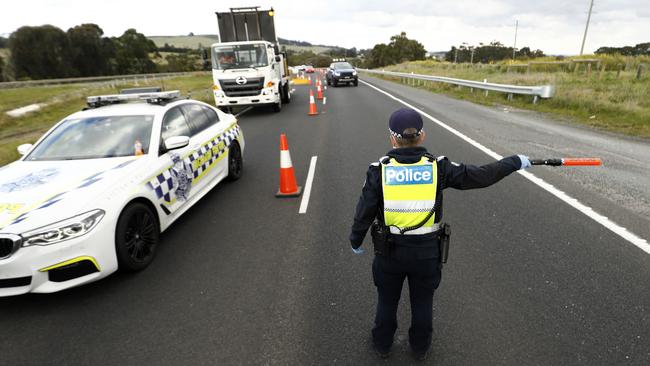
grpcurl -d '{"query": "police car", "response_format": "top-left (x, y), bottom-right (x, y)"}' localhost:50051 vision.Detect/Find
top-left (0, 89), bottom-right (244, 296)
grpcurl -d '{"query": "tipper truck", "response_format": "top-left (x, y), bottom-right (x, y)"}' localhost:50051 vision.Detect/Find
top-left (211, 7), bottom-right (291, 113)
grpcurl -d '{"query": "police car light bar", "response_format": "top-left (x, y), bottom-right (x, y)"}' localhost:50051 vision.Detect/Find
top-left (86, 90), bottom-right (181, 108)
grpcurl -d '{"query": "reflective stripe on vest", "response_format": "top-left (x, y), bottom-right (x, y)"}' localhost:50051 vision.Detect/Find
top-left (381, 156), bottom-right (438, 235)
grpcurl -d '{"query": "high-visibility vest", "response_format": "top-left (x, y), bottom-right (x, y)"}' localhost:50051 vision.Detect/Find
top-left (381, 156), bottom-right (439, 235)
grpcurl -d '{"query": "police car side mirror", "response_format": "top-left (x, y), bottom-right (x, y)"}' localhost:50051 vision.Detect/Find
top-left (163, 136), bottom-right (190, 152)
top-left (275, 55), bottom-right (281, 62)
top-left (17, 143), bottom-right (33, 156)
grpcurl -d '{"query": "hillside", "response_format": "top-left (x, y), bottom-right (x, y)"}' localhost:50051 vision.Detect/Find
top-left (148, 35), bottom-right (335, 53)
top-left (149, 35), bottom-right (220, 49)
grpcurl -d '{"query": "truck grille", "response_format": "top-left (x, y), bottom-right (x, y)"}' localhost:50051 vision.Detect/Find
top-left (0, 236), bottom-right (20, 258)
top-left (220, 77), bottom-right (265, 97)
top-left (339, 72), bottom-right (354, 78)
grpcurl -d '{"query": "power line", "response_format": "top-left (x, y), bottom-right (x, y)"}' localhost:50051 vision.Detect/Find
top-left (580, 0), bottom-right (595, 55)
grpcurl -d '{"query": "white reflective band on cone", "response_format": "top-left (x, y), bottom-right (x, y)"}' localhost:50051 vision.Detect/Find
top-left (389, 223), bottom-right (440, 235)
top-left (309, 95), bottom-right (315, 103)
top-left (280, 150), bottom-right (293, 168)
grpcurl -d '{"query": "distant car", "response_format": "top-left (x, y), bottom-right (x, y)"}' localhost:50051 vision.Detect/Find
top-left (0, 89), bottom-right (245, 296)
top-left (296, 65), bottom-right (306, 72)
top-left (305, 65), bottom-right (315, 73)
top-left (326, 62), bottom-right (358, 87)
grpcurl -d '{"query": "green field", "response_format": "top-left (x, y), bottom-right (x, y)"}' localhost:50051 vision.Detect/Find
top-left (371, 56), bottom-right (650, 139)
top-left (0, 73), bottom-right (214, 166)
top-left (149, 35), bottom-right (220, 49)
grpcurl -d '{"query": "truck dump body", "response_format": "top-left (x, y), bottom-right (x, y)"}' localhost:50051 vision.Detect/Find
top-left (217, 8), bottom-right (277, 44)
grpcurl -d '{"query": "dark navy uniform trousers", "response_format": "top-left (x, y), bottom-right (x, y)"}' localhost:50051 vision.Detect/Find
top-left (372, 252), bottom-right (442, 353)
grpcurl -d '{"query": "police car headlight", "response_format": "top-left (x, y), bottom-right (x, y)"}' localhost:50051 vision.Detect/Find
top-left (334, 71), bottom-right (340, 76)
top-left (21, 210), bottom-right (105, 247)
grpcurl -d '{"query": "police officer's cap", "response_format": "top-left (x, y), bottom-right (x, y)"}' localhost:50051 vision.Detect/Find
top-left (389, 108), bottom-right (423, 139)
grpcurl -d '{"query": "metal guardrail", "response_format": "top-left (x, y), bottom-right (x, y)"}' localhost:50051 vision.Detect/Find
top-left (358, 68), bottom-right (555, 103)
top-left (0, 71), bottom-right (211, 90)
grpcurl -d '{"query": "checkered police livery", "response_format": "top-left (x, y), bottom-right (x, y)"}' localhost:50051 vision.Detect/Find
top-left (147, 125), bottom-right (241, 204)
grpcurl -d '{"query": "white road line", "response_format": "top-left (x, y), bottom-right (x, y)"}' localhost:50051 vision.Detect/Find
top-left (359, 79), bottom-right (650, 254)
top-left (299, 156), bottom-right (318, 214)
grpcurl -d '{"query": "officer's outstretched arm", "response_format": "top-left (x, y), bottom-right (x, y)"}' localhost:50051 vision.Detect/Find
top-left (442, 155), bottom-right (524, 190)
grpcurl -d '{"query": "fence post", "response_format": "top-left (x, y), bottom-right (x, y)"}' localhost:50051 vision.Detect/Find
top-left (599, 64), bottom-right (605, 80)
top-left (483, 79), bottom-right (488, 96)
top-left (637, 64), bottom-right (645, 80)
top-left (587, 63), bottom-right (592, 77)
top-left (533, 95), bottom-right (539, 104)
top-left (616, 64), bottom-right (623, 79)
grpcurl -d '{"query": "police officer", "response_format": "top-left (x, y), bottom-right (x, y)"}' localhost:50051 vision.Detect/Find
top-left (350, 108), bottom-right (531, 360)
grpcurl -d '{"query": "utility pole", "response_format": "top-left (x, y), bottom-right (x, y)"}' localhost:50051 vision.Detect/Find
top-left (580, 0), bottom-right (594, 55)
top-left (512, 20), bottom-right (518, 60)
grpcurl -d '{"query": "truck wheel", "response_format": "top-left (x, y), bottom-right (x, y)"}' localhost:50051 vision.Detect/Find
top-left (115, 202), bottom-right (160, 272)
top-left (327, 78), bottom-right (331, 86)
top-left (353, 80), bottom-right (358, 87)
top-left (272, 98), bottom-right (282, 113)
top-left (333, 80), bottom-right (338, 87)
top-left (281, 83), bottom-right (291, 104)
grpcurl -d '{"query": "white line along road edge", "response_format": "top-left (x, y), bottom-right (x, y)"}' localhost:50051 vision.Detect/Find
top-left (359, 79), bottom-right (650, 255)
top-left (299, 156), bottom-right (318, 214)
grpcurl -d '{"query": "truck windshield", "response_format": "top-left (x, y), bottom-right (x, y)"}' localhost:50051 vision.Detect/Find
top-left (25, 115), bottom-right (154, 161)
top-left (212, 44), bottom-right (269, 70)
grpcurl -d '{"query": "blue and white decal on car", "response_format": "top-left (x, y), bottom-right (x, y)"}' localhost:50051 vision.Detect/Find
top-left (146, 125), bottom-right (241, 207)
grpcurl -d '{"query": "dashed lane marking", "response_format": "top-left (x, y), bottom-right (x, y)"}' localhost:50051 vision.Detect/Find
top-left (359, 78), bottom-right (650, 255)
top-left (299, 156), bottom-right (318, 214)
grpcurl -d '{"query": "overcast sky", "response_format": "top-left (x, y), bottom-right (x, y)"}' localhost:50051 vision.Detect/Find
top-left (1, 0), bottom-right (648, 55)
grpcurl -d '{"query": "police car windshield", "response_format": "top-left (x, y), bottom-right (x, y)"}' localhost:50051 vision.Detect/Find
top-left (26, 115), bottom-right (154, 161)
top-left (212, 44), bottom-right (269, 70)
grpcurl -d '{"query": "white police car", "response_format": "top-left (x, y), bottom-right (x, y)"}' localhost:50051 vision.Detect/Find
top-left (0, 89), bottom-right (244, 296)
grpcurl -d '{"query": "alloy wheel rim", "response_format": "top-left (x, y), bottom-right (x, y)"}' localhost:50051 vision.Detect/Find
top-left (124, 211), bottom-right (156, 263)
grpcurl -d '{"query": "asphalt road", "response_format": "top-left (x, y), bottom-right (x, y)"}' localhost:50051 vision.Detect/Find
top-left (1, 75), bottom-right (649, 365)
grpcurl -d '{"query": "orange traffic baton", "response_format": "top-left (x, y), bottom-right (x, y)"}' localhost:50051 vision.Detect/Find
top-left (530, 158), bottom-right (602, 166)
top-left (276, 134), bottom-right (302, 197)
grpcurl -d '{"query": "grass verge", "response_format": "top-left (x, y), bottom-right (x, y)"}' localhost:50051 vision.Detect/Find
top-left (368, 59), bottom-right (650, 139)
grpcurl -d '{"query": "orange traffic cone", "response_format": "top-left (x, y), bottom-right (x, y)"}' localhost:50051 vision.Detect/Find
top-left (276, 134), bottom-right (302, 197)
top-left (308, 89), bottom-right (319, 115)
top-left (317, 84), bottom-right (324, 100)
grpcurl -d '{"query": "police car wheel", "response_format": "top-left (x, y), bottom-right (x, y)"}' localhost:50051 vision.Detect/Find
top-left (115, 202), bottom-right (160, 272)
top-left (227, 142), bottom-right (243, 181)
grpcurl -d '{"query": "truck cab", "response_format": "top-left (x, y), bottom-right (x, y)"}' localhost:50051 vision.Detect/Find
top-left (211, 7), bottom-right (291, 113)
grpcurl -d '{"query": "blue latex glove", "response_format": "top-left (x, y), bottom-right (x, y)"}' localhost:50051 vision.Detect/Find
top-left (518, 155), bottom-right (531, 169)
top-left (351, 246), bottom-right (364, 255)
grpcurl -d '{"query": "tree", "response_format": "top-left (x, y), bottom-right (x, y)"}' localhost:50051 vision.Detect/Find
top-left (0, 37), bottom-right (8, 48)
top-left (67, 23), bottom-right (113, 76)
top-left (0, 55), bottom-right (5, 81)
top-left (164, 53), bottom-right (200, 72)
top-left (9, 25), bottom-right (73, 79)
top-left (113, 28), bottom-right (158, 74)
top-left (595, 42), bottom-right (650, 56)
top-left (366, 32), bottom-right (426, 68)
top-left (445, 41), bottom-right (545, 63)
